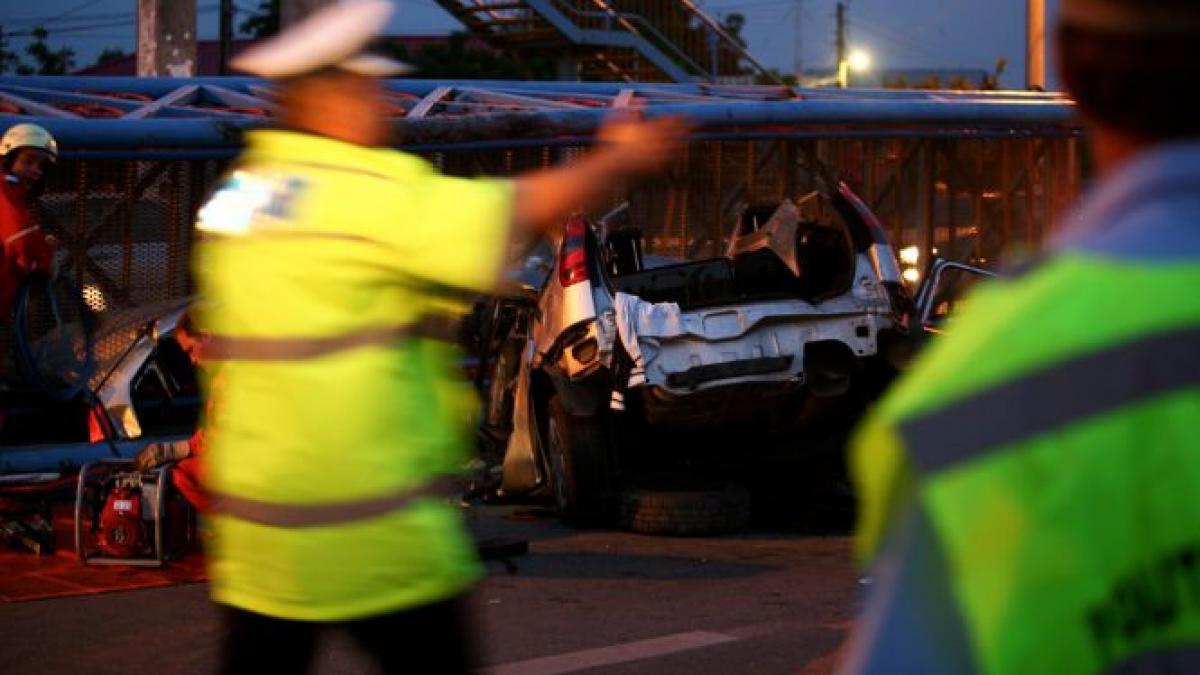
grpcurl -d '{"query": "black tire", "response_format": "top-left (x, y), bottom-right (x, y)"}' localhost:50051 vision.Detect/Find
top-left (545, 394), bottom-right (612, 526)
top-left (620, 483), bottom-right (751, 536)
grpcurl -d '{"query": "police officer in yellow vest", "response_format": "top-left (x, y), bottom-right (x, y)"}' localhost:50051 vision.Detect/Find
top-left (192, 2), bottom-right (687, 672)
top-left (840, 1), bottom-right (1200, 674)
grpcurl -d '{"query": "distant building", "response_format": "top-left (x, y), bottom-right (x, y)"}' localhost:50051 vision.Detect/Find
top-left (74, 36), bottom-right (495, 76)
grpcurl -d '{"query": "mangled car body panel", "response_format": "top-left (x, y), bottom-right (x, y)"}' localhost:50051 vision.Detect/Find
top-left (493, 183), bottom-right (912, 498)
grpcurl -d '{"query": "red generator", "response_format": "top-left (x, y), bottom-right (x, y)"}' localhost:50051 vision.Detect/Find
top-left (74, 459), bottom-right (192, 566)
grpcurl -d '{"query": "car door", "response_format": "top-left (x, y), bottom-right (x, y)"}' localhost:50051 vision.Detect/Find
top-left (913, 258), bottom-right (997, 336)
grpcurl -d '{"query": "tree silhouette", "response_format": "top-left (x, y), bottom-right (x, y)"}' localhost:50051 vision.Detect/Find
top-left (94, 47), bottom-right (128, 68)
top-left (239, 0), bottom-right (280, 39)
top-left (980, 58), bottom-right (1008, 90)
top-left (0, 27), bottom-right (22, 75)
top-left (20, 27), bottom-right (75, 75)
top-left (721, 13), bottom-right (746, 47)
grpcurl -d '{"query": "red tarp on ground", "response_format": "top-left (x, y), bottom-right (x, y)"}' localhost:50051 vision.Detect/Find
top-left (0, 503), bottom-right (206, 603)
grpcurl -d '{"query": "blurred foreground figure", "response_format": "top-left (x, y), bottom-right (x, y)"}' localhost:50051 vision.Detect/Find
top-left (192, 1), bottom-right (685, 673)
top-left (841, 1), bottom-right (1200, 673)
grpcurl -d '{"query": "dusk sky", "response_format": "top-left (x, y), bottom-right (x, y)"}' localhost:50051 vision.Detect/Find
top-left (0, 0), bottom-right (1062, 89)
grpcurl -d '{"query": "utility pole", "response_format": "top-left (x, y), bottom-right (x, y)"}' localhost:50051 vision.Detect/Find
top-left (137, 0), bottom-right (197, 77)
top-left (1026, 0), bottom-right (1045, 90)
top-left (836, 1), bottom-right (847, 88)
top-left (219, 0), bottom-right (233, 75)
top-left (709, 12), bottom-right (720, 84)
top-left (793, 0), bottom-right (803, 86)
top-left (709, 26), bottom-right (720, 83)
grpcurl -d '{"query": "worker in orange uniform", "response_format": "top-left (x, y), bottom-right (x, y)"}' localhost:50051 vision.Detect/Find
top-left (134, 312), bottom-right (214, 513)
top-left (0, 123), bottom-right (57, 320)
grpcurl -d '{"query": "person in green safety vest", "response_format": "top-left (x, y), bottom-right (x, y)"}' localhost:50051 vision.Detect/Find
top-left (191, 2), bottom-right (688, 673)
top-left (839, 1), bottom-right (1200, 674)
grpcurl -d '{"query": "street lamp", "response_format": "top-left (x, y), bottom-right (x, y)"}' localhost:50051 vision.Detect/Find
top-left (848, 49), bottom-right (871, 72)
top-left (838, 47), bottom-right (871, 87)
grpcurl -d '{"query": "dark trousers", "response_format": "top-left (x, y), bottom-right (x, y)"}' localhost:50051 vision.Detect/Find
top-left (218, 595), bottom-right (474, 675)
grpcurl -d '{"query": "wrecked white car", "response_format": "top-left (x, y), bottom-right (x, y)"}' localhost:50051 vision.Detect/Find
top-left (477, 182), bottom-right (915, 526)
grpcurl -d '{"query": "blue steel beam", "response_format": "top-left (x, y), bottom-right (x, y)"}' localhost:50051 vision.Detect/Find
top-left (201, 84), bottom-right (275, 111)
top-left (0, 81), bottom-right (262, 120)
top-left (123, 85), bottom-right (199, 119)
top-left (61, 126), bottom-right (1079, 162)
top-left (1, 76), bottom-right (1072, 103)
top-left (0, 77), bottom-right (1075, 112)
top-left (6, 97), bottom-right (1079, 156)
top-left (2, 83), bottom-right (146, 115)
top-left (408, 86), bottom-right (454, 118)
top-left (0, 90), bottom-right (77, 118)
top-left (456, 87), bottom-right (590, 110)
top-left (1, 77), bottom-right (1080, 156)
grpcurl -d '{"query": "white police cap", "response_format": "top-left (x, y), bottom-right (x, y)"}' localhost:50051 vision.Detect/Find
top-left (231, 0), bottom-right (413, 78)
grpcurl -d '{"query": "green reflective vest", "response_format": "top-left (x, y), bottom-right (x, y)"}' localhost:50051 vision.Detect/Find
top-left (193, 130), bottom-right (513, 621)
top-left (853, 253), bottom-right (1200, 674)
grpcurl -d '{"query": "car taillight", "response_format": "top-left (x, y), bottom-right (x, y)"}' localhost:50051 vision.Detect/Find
top-left (558, 214), bottom-right (589, 287)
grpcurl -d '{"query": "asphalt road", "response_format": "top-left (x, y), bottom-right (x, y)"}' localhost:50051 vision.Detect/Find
top-left (0, 499), bottom-right (862, 675)
top-left (470, 504), bottom-right (861, 675)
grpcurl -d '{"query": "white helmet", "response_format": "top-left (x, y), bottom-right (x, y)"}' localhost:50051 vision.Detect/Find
top-left (0, 123), bottom-right (59, 162)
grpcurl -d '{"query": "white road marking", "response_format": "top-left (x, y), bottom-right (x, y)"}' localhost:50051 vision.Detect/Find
top-left (482, 630), bottom-right (740, 675)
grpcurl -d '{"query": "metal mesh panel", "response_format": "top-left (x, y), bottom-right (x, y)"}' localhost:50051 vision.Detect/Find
top-left (845, 137), bottom-right (1083, 268)
top-left (18, 136), bottom-right (1079, 371)
top-left (512, 137), bottom-right (1084, 269)
top-left (32, 158), bottom-right (222, 368)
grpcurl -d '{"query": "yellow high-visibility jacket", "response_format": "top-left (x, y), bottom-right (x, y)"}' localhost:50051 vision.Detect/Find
top-left (193, 130), bottom-right (513, 620)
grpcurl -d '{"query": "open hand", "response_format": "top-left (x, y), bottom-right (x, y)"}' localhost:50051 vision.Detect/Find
top-left (596, 113), bottom-right (692, 176)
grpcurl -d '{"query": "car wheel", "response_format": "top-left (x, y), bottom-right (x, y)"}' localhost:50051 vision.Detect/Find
top-left (620, 482), bottom-right (750, 536)
top-left (546, 394), bottom-right (612, 526)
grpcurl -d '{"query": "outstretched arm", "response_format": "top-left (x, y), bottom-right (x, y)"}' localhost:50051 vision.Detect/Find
top-left (511, 115), bottom-right (690, 240)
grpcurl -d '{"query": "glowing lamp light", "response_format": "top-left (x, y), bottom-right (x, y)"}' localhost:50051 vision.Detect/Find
top-left (848, 49), bottom-right (872, 72)
top-left (82, 283), bottom-right (107, 313)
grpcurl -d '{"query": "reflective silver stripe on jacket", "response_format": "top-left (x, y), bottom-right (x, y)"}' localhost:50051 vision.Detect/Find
top-left (205, 315), bottom-right (462, 361)
top-left (3, 225), bottom-right (41, 246)
top-left (210, 476), bottom-right (459, 528)
top-left (900, 326), bottom-right (1200, 475)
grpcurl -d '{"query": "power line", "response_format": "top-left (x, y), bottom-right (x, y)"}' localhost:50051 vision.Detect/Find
top-left (45, 0), bottom-right (107, 23)
top-left (853, 4), bottom-right (978, 60)
top-left (3, 3), bottom-right (223, 29)
top-left (4, 20), bottom-right (144, 39)
top-left (706, 0), bottom-right (793, 10)
top-left (755, 5), bottom-right (795, 52)
top-left (4, 5), bottom-right (222, 39)
top-left (911, 0), bottom-right (967, 42)
top-left (849, 12), bottom-right (956, 64)
top-left (1, 1), bottom-right (114, 27)
top-left (1, 11), bottom-right (137, 27)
